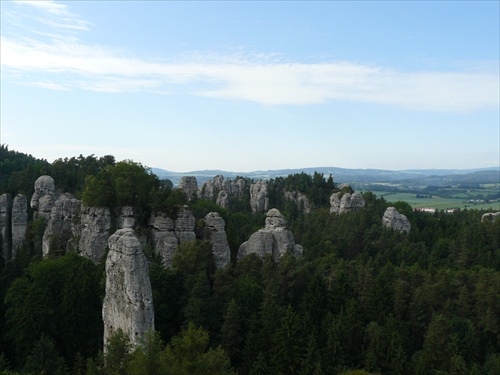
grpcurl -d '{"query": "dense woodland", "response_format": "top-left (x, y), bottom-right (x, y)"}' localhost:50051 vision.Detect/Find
top-left (0, 144), bottom-right (499, 375)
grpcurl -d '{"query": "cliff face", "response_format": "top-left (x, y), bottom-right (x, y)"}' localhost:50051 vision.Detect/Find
top-left (0, 194), bottom-right (13, 261)
top-left (149, 206), bottom-right (196, 267)
top-left (204, 212), bottom-right (231, 268)
top-left (30, 175), bottom-right (57, 219)
top-left (11, 194), bottom-right (28, 259)
top-left (42, 194), bottom-right (80, 257)
top-left (330, 191), bottom-right (365, 214)
top-left (102, 228), bottom-right (154, 349)
top-left (284, 191), bottom-right (313, 213)
top-left (178, 176), bottom-right (198, 201)
top-left (199, 175), bottom-right (247, 209)
top-left (238, 208), bottom-right (303, 261)
top-left (78, 206), bottom-right (112, 264)
top-left (382, 207), bottom-right (411, 233)
top-left (250, 180), bottom-right (269, 213)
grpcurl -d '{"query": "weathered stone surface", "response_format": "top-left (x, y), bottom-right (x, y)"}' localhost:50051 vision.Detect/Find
top-left (284, 191), bottom-right (313, 213)
top-left (149, 206), bottom-right (196, 267)
top-left (330, 192), bottom-right (365, 214)
top-left (30, 175), bottom-right (56, 219)
top-left (103, 228), bottom-right (154, 350)
top-left (238, 208), bottom-right (303, 261)
top-left (204, 212), bottom-right (230, 268)
top-left (118, 206), bottom-right (136, 229)
top-left (199, 175), bottom-right (248, 209)
top-left (250, 180), bottom-right (269, 213)
top-left (179, 176), bottom-right (198, 200)
top-left (0, 194), bottom-right (13, 261)
top-left (79, 206), bottom-right (111, 264)
top-left (11, 194), bottom-right (28, 259)
top-left (42, 194), bottom-right (80, 257)
top-left (216, 190), bottom-right (229, 209)
top-left (382, 207), bottom-right (411, 233)
top-left (482, 212), bottom-right (500, 223)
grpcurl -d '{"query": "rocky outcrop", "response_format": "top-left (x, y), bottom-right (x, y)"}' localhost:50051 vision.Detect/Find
top-left (178, 176), bottom-right (198, 200)
top-left (330, 188), bottom-right (365, 214)
top-left (199, 175), bottom-right (247, 209)
top-left (284, 191), bottom-right (313, 213)
top-left (30, 175), bottom-right (56, 219)
top-left (149, 206), bottom-right (196, 267)
top-left (481, 212), bottom-right (500, 223)
top-left (11, 194), bottom-right (28, 259)
top-left (204, 212), bottom-right (231, 268)
top-left (382, 207), bottom-right (411, 233)
top-left (42, 194), bottom-right (80, 257)
top-left (102, 228), bottom-right (154, 350)
top-left (0, 194), bottom-right (13, 261)
top-left (117, 206), bottom-right (136, 229)
top-left (79, 206), bottom-right (111, 264)
top-left (250, 180), bottom-right (269, 213)
top-left (238, 208), bottom-right (303, 261)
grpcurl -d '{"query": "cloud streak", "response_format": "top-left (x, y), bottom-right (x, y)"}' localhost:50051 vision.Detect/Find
top-left (1, 2), bottom-right (498, 112)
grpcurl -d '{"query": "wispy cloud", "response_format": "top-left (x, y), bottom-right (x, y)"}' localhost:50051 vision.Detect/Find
top-left (14, 0), bottom-right (90, 30)
top-left (1, 2), bottom-right (498, 112)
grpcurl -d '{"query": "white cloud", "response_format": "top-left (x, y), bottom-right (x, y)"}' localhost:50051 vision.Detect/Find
top-left (2, 35), bottom-right (498, 112)
top-left (2, 2), bottom-right (498, 112)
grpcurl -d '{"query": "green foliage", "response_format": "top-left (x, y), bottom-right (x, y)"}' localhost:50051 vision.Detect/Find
top-left (163, 323), bottom-right (236, 375)
top-left (4, 252), bottom-right (103, 364)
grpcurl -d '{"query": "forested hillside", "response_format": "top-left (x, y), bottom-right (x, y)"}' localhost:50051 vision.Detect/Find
top-left (0, 146), bottom-right (499, 375)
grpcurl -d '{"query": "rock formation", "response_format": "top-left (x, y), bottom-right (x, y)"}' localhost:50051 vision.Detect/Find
top-left (11, 194), bottom-right (28, 259)
top-left (330, 186), bottom-right (365, 214)
top-left (238, 208), bottom-right (303, 261)
top-left (149, 206), bottom-right (196, 267)
top-left (178, 176), bottom-right (198, 200)
top-left (382, 207), bottom-right (411, 233)
top-left (204, 212), bottom-right (231, 268)
top-left (42, 194), bottom-right (80, 257)
top-left (284, 191), bottom-right (313, 213)
top-left (481, 212), bottom-right (500, 223)
top-left (79, 206), bottom-right (111, 264)
top-left (102, 228), bottom-right (154, 350)
top-left (30, 175), bottom-right (57, 219)
top-left (198, 175), bottom-right (247, 209)
top-left (117, 206), bottom-right (136, 229)
top-left (250, 180), bottom-right (269, 213)
top-left (0, 194), bottom-right (13, 261)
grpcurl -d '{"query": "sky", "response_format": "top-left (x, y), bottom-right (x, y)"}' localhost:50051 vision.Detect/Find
top-left (1, 0), bottom-right (499, 172)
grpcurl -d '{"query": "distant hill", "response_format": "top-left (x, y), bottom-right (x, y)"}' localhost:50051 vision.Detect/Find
top-left (151, 166), bottom-right (500, 187)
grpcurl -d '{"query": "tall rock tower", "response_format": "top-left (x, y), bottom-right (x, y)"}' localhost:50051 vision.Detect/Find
top-left (102, 228), bottom-right (154, 349)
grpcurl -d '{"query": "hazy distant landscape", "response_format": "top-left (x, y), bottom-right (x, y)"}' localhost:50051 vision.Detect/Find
top-left (153, 166), bottom-right (500, 211)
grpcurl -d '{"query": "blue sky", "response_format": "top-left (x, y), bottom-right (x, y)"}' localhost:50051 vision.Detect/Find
top-left (1, 0), bottom-right (499, 172)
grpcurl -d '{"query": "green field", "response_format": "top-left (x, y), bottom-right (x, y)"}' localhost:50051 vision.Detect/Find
top-left (369, 191), bottom-right (500, 211)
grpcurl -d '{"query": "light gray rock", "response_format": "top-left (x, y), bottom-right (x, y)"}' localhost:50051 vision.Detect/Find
top-left (103, 228), bottom-right (154, 350)
top-left (238, 208), bottom-right (303, 261)
top-left (0, 194), bottom-right (12, 261)
top-left (204, 212), bottom-right (230, 268)
top-left (179, 176), bottom-right (198, 200)
top-left (79, 206), bottom-right (111, 264)
top-left (330, 192), bottom-right (365, 214)
top-left (216, 190), bottom-right (229, 209)
top-left (250, 180), bottom-right (269, 213)
top-left (42, 194), bottom-right (80, 257)
top-left (118, 206), bottom-right (136, 229)
top-left (149, 206), bottom-right (196, 267)
top-left (284, 191), bottom-right (313, 213)
top-left (30, 175), bottom-right (56, 219)
top-left (382, 207), bottom-right (411, 233)
top-left (481, 212), bottom-right (500, 223)
top-left (11, 194), bottom-right (28, 259)
top-left (199, 175), bottom-right (248, 209)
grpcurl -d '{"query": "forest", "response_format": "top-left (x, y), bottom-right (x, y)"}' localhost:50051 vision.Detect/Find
top-left (0, 144), bottom-right (499, 375)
